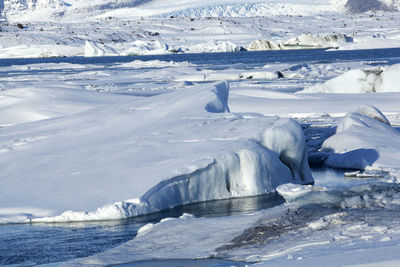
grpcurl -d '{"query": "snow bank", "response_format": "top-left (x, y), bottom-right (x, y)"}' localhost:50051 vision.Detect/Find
top-left (301, 63), bottom-right (400, 93)
top-left (84, 40), bottom-right (117, 57)
top-left (0, 81), bottom-right (312, 223)
top-left (321, 105), bottom-right (400, 170)
top-left (0, 85), bottom-right (126, 126)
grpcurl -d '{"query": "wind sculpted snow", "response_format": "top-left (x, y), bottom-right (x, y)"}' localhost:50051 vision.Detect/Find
top-left (0, 80), bottom-right (313, 223)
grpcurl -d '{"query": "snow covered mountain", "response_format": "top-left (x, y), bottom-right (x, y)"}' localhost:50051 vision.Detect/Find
top-left (1, 0), bottom-right (398, 22)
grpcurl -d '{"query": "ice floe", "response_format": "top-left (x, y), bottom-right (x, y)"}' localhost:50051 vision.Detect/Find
top-left (301, 63), bottom-right (400, 93)
top-left (322, 105), bottom-right (400, 170)
top-left (0, 81), bottom-right (313, 223)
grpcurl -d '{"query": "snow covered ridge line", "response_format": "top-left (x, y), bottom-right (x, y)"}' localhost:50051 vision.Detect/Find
top-left (300, 63), bottom-right (400, 93)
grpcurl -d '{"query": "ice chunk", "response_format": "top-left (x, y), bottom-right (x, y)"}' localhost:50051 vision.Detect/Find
top-left (84, 40), bottom-right (117, 57)
top-left (301, 63), bottom-right (400, 93)
top-left (301, 69), bottom-right (378, 93)
top-left (187, 40), bottom-right (240, 53)
top-left (246, 34), bottom-right (352, 52)
top-left (376, 63), bottom-right (400, 92)
top-left (322, 106), bottom-right (400, 170)
top-left (124, 40), bottom-right (171, 56)
top-left (1, 81), bottom-right (313, 223)
top-left (355, 105), bottom-right (390, 125)
top-left (260, 118), bottom-right (313, 184)
top-left (284, 33), bottom-right (353, 48)
top-left (276, 183), bottom-right (313, 202)
top-left (246, 39), bottom-right (283, 51)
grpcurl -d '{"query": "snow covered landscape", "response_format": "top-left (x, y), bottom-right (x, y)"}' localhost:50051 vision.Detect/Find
top-left (1, 0), bottom-right (400, 266)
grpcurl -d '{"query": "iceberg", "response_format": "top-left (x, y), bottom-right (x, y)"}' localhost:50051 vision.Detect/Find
top-left (84, 40), bottom-right (118, 57)
top-left (0, 81), bottom-right (313, 223)
top-left (322, 105), bottom-right (400, 170)
top-left (246, 33), bottom-right (352, 51)
top-left (301, 63), bottom-right (400, 93)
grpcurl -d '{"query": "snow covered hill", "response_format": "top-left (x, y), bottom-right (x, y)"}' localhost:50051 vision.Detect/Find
top-left (0, 0), bottom-right (397, 22)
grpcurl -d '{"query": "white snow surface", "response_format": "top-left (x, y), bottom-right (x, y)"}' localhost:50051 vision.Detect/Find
top-left (322, 105), bottom-right (400, 170)
top-left (0, 79), bottom-right (312, 223)
top-left (301, 63), bottom-right (400, 93)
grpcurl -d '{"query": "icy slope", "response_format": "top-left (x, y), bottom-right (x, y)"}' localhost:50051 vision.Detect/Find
top-left (0, 81), bottom-right (312, 223)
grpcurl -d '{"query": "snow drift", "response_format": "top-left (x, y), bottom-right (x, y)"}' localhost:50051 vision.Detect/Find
top-left (321, 105), bottom-right (400, 170)
top-left (301, 63), bottom-right (400, 93)
top-left (0, 81), bottom-right (313, 223)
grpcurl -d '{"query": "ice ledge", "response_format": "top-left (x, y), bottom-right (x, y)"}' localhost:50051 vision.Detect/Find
top-left (0, 81), bottom-right (312, 223)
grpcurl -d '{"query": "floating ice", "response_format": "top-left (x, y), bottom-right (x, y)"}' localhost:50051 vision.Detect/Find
top-left (0, 81), bottom-right (313, 223)
top-left (301, 63), bottom-right (400, 93)
top-left (84, 40), bottom-right (118, 57)
top-left (322, 105), bottom-right (400, 170)
top-left (246, 33), bottom-right (352, 51)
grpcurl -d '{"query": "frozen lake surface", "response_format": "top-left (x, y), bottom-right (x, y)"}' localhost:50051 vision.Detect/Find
top-left (1, 48), bottom-right (400, 266)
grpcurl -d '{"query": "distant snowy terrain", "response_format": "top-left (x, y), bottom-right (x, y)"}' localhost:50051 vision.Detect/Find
top-left (0, 0), bottom-right (400, 58)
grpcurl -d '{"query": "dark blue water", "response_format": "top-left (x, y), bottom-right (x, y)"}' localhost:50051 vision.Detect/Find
top-left (1, 47), bottom-right (400, 68)
top-left (0, 193), bottom-right (283, 266)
